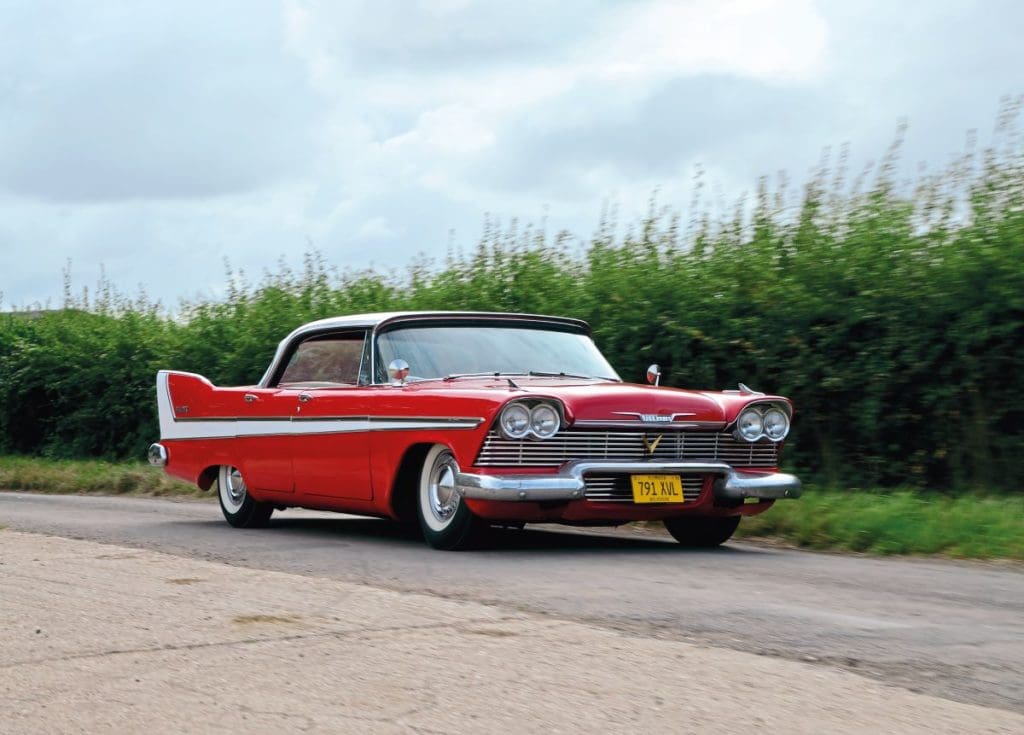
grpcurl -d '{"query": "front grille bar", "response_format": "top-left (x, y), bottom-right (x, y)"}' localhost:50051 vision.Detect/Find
top-left (475, 430), bottom-right (778, 467)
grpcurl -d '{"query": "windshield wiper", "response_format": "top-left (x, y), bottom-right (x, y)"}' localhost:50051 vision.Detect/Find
top-left (528, 370), bottom-right (609, 380)
top-left (441, 371), bottom-right (617, 382)
top-left (442, 372), bottom-right (528, 381)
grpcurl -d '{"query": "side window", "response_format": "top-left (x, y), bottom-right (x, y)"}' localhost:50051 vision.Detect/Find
top-left (277, 331), bottom-right (368, 387)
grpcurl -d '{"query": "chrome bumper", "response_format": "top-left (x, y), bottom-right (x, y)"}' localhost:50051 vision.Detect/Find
top-left (455, 461), bottom-right (801, 503)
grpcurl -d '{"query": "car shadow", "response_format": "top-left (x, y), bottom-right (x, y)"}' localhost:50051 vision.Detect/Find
top-left (479, 526), bottom-right (755, 555)
top-left (266, 515), bottom-right (424, 545)
top-left (251, 514), bottom-right (760, 555)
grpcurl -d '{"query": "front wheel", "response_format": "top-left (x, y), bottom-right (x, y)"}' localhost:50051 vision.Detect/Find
top-left (218, 465), bottom-right (274, 528)
top-left (417, 445), bottom-right (485, 550)
top-left (663, 516), bottom-right (740, 547)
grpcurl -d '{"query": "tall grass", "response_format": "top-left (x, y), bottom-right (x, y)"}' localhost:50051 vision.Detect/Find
top-left (739, 490), bottom-right (1024, 559)
top-left (1, 101), bottom-right (1023, 492)
top-left (0, 456), bottom-right (198, 496)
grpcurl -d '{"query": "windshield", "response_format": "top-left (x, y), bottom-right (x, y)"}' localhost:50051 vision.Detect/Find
top-left (375, 324), bottom-right (620, 382)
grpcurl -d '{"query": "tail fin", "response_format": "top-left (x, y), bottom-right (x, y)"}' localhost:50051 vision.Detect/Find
top-left (155, 370), bottom-right (214, 440)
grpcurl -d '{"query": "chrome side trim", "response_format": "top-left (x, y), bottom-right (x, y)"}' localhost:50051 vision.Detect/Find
top-left (454, 461), bottom-right (801, 502)
top-left (173, 415), bottom-right (484, 425)
top-left (160, 418), bottom-right (483, 441)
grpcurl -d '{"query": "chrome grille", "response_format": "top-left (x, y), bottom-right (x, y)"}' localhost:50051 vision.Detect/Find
top-left (475, 430), bottom-right (778, 467)
top-left (585, 474), bottom-right (705, 503)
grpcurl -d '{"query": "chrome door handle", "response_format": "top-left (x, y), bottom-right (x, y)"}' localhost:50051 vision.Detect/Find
top-left (244, 393), bottom-right (259, 403)
top-left (298, 393), bottom-right (313, 403)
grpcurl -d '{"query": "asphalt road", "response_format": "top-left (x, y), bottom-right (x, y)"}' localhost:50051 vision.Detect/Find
top-left (2, 492), bottom-right (1022, 715)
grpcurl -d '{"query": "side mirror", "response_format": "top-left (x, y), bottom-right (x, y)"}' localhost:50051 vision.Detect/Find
top-left (388, 359), bottom-right (410, 386)
top-left (646, 364), bottom-right (662, 387)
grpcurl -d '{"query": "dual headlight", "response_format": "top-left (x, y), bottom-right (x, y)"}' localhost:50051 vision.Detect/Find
top-left (735, 404), bottom-right (790, 442)
top-left (498, 400), bottom-right (562, 440)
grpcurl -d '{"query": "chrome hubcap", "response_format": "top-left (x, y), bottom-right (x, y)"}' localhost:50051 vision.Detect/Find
top-left (226, 467), bottom-right (246, 503)
top-left (428, 456), bottom-right (459, 524)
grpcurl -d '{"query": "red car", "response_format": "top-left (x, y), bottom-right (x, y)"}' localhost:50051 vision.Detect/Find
top-left (149, 311), bottom-right (801, 549)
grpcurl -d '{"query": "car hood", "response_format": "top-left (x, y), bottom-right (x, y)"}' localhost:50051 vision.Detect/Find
top-left (539, 382), bottom-right (729, 425)
top-left (402, 377), bottom-right (785, 426)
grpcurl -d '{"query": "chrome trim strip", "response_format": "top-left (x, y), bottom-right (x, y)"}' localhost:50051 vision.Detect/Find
top-left (160, 419), bottom-right (483, 441)
top-left (454, 461), bottom-right (801, 502)
top-left (174, 416), bottom-right (280, 422)
top-left (173, 415), bottom-right (483, 425)
top-left (296, 415), bottom-right (484, 426)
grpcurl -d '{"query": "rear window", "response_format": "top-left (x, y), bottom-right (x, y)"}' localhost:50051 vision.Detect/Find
top-left (278, 333), bottom-right (367, 386)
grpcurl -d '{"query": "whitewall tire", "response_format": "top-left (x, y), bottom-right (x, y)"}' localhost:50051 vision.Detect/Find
top-left (417, 445), bottom-right (484, 550)
top-left (218, 465), bottom-right (274, 528)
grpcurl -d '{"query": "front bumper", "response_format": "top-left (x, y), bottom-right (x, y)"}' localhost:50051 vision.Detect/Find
top-left (455, 461), bottom-right (801, 503)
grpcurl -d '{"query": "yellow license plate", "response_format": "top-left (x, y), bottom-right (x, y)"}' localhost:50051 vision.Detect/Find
top-left (630, 474), bottom-right (685, 504)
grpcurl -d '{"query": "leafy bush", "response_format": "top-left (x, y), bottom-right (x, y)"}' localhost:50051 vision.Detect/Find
top-left (1, 104), bottom-right (1022, 490)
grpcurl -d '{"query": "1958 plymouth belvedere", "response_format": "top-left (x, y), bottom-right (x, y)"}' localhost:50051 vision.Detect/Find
top-left (149, 311), bottom-right (801, 549)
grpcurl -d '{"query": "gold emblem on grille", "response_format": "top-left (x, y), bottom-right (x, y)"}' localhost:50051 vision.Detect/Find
top-left (642, 434), bottom-right (663, 454)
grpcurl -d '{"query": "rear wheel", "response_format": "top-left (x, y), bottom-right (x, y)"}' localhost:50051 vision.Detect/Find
top-left (663, 516), bottom-right (740, 547)
top-left (218, 465), bottom-right (274, 528)
top-left (417, 445), bottom-right (485, 550)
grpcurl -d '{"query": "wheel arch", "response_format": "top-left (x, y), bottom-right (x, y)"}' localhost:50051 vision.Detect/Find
top-left (198, 465), bottom-right (219, 491)
top-left (387, 442), bottom-right (437, 522)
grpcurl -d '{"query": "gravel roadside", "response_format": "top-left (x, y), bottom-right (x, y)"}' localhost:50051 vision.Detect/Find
top-left (2, 529), bottom-right (1022, 734)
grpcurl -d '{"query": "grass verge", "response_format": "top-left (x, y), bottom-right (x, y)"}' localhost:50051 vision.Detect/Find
top-left (0, 455), bottom-right (201, 497)
top-left (738, 489), bottom-right (1024, 560)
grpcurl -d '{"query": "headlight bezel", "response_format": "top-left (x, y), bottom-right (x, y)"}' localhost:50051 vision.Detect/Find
top-left (733, 402), bottom-right (791, 443)
top-left (497, 399), bottom-right (563, 441)
top-left (736, 409), bottom-right (765, 442)
top-left (529, 403), bottom-right (560, 439)
top-left (498, 402), bottom-right (532, 440)
top-left (762, 407), bottom-right (790, 441)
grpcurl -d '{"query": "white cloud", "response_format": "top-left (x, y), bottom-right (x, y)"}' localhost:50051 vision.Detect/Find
top-left (0, 0), bottom-right (323, 203)
top-left (591, 0), bottom-right (828, 83)
top-left (0, 0), bottom-right (1021, 309)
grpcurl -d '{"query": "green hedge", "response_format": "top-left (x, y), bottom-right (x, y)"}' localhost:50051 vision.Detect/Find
top-left (2, 113), bottom-right (1022, 491)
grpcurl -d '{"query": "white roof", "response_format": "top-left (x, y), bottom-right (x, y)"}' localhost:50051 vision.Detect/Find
top-left (258, 311), bottom-right (591, 387)
top-left (288, 310), bottom-right (588, 336)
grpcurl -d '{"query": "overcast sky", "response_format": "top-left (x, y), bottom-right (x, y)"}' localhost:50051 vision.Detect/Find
top-left (1, 0), bottom-right (1021, 309)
